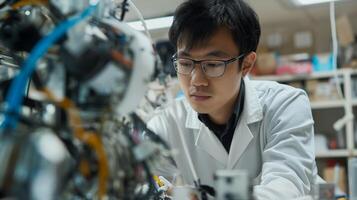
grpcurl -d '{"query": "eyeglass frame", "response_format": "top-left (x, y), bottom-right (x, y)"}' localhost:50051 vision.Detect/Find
top-left (171, 53), bottom-right (245, 78)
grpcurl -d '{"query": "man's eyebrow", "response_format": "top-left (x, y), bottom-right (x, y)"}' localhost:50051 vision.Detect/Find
top-left (177, 50), bottom-right (231, 58)
top-left (205, 50), bottom-right (231, 58)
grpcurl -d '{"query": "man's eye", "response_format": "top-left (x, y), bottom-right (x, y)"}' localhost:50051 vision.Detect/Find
top-left (205, 62), bottom-right (224, 67)
top-left (178, 61), bottom-right (192, 67)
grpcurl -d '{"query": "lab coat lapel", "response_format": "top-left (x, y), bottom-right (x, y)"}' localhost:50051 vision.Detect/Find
top-left (184, 100), bottom-right (228, 165)
top-left (227, 120), bottom-right (253, 169)
top-left (227, 77), bottom-right (263, 169)
top-left (195, 124), bottom-right (228, 165)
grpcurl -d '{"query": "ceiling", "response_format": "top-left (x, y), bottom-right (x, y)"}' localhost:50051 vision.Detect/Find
top-left (124, 0), bottom-right (357, 27)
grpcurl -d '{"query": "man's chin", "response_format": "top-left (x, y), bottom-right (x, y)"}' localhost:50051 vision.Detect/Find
top-left (189, 103), bottom-right (211, 114)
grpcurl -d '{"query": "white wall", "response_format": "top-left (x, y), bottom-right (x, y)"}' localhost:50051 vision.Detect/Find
top-left (260, 12), bottom-right (357, 54)
top-left (148, 8), bottom-right (357, 55)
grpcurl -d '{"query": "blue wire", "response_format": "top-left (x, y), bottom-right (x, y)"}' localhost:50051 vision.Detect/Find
top-left (2, 5), bottom-right (97, 129)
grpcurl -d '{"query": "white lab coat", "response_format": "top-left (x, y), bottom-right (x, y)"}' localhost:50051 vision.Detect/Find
top-left (147, 78), bottom-right (318, 200)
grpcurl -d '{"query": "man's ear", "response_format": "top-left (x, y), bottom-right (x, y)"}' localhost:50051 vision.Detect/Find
top-left (241, 52), bottom-right (257, 77)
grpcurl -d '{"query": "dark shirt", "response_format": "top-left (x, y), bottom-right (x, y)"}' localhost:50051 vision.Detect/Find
top-left (198, 79), bottom-right (245, 153)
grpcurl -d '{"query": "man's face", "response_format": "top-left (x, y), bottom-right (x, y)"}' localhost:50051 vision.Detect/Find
top-left (176, 27), bottom-right (244, 117)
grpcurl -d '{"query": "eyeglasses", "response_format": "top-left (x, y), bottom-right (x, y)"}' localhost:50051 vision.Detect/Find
top-left (171, 54), bottom-right (245, 78)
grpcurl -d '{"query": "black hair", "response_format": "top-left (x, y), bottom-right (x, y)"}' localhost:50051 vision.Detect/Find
top-left (169, 0), bottom-right (261, 55)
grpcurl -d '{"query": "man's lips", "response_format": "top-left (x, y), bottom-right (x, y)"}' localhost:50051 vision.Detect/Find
top-left (190, 94), bottom-right (211, 101)
top-left (189, 87), bottom-right (211, 101)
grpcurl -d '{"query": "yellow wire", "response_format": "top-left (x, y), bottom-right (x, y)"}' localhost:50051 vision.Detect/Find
top-left (40, 88), bottom-right (109, 199)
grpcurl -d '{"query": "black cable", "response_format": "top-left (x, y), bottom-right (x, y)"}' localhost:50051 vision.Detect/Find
top-left (0, 0), bottom-right (20, 9)
top-left (200, 185), bottom-right (215, 197)
top-left (131, 113), bottom-right (171, 151)
top-left (120, 0), bottom-right (129, 21)
top-left (119, 122), bottom-right (158, 200)
top-left (0, 0), bottom-right (9, 9)
top-left (0, 2), bottom-right (6, 9)
top-left (138, 161), bottom-right (158, 200)
top-left (131, 113), bottom-right (177, 184)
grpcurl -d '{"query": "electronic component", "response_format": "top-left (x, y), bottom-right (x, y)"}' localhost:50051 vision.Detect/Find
top-left (0, 0), bottom-right (171, 199)
top-left (214, 170), bottom-right (252, 200)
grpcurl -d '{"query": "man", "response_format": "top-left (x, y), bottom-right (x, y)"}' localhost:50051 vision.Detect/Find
top-left (147, 0), bottom-right (318, 199)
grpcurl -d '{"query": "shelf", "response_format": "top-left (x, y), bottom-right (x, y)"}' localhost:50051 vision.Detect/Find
top-left (251, 69), bottom-right (357, 82)
top-left (310, 100), bottom-right (345, 109)
top-left (316, 149), bottom-right (351, 158)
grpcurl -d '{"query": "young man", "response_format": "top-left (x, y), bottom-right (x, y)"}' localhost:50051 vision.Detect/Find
top-left (148, 0), bottom-right (318, 199)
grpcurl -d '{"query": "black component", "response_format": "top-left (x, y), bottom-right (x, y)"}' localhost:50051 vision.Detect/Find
top-left (31, 71), bottom-right (45, 89)
top-left (226, 177), bottom-right (233, 184)
top-left (119, 121), bottom-right (158, 200)
top-left (224, 193), bottom-right (236, 200)
top-left (0, 132), bottom-right (29, 199)
top-left (155, 40), bottom-right (176, 77)
top-left (0, 77), bottom-right (42, 110)
top-left (0, 2), bottom-right (6, 9)
top-left (0, 78), bottom-right (11, 101)
top-left (131, 113), bottom-right (172, 153)
top-left (120, 0), bottom-right (129, 21)
top-left (193, 179), bottom-right (216, 200)
top-left (200, 184), bottom-right (216, 197)
top-left (0, 0), bottom-right (18, 9)
top-left (0, 10), bottom-right (42, 52)
top-left (64, 70), bottom-right (111, 110)
top-left (61, 41), bottom-right (111, 82)
top-left (61, 40), bottom-right (113, 107)
top-left (47, 2), bottom-right (69, 22)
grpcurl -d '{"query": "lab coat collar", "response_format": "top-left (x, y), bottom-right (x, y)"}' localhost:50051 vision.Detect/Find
top-left (244, 76), bottom-right (263, 124)
top-left (184, 100), bottom-right (229, 165)
top-left (184, 77), bottom-right (263, 166)
top-left (184, 100), bottom-right (201, 129)
top-left (227, 77), bottom-right (263, 168)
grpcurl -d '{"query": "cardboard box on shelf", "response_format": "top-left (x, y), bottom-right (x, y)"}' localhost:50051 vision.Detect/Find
top-left (306, 79), bottom-right (341, 102)
top-left (276, 53), bottom-right (313, 75)
top-left (276, 61), bottom-right (312, 75)
top-left (340, 41), bottom-right (357, 69)
top-left (294, 31), bottom-right (313, 49)
top-left (287, 81), bottom-right (304, 90)
top-left (323, 166), bottom-right (347, 194)
top-left (255, 52), bottom-right (277, 75)
top-left (336, 15), bottom-right (355, 47)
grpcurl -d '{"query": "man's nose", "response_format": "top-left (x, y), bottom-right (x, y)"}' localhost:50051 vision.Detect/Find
top-left (190, 65), bottom-right (208, 87)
